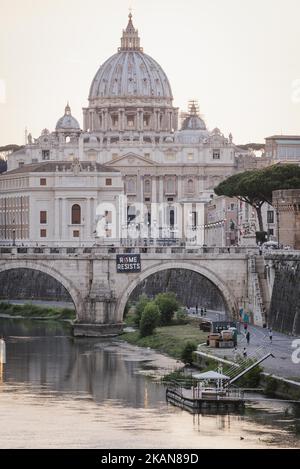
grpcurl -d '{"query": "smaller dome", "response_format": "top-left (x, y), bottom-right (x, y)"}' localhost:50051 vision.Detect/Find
top-left (181, 100), bottom-right (206, 131)
top-left (56, 103), bottom-right (80, 131)
top-left (181, 114), bottom-right (206, 131)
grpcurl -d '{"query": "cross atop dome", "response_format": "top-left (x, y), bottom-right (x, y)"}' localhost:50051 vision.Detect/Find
top-left (119, 12), bottom-right (143, 52)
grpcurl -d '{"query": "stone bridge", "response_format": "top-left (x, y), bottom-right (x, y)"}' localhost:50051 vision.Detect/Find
top-left (0, 245), bottom-right (262, 336)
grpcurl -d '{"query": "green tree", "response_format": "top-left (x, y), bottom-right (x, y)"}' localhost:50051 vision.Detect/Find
top-left (155, 292), bottom-right (179, 325)
top-left (181, 341), bottom-right (197, 365)
top-left (134, 294), bottom-right (151, 327)
top-left (215, 164), bottom-right (300, 232)
top-left (139, 302), bottom-right (161, 337)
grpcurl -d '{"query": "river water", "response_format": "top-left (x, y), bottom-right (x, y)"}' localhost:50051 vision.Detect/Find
top-left (0, 318), bottom-right (299, 449)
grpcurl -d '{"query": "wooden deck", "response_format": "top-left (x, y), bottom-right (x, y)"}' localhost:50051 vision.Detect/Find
top-left (166, 387), bottom-right (245, 413)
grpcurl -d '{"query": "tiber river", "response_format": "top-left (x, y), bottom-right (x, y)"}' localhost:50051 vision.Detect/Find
top-left (0, 318), bottom-right (300, 449)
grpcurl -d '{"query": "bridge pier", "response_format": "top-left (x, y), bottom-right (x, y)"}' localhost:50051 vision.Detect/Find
top-left (73, 293), bottom-right (123, 337)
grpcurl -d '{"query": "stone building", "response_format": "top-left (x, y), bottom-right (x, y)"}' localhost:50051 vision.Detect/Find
top-left (265, 135), bottom-right (300, 162)
top-left (2, 13), bottom-right (256, 245)
top-left (0, 160), bottom-right (122, 246)
top-left (273, 189), bottom-right (300, 249)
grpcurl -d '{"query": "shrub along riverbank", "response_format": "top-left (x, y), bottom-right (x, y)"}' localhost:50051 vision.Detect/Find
top-left (0, 302), bottom-right (75, 321)
top-left (121, 322), bottom-right (208, 360)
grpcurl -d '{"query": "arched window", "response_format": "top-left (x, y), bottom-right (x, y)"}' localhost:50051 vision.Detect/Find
top-left (71, 204), bottom-right (81, 224)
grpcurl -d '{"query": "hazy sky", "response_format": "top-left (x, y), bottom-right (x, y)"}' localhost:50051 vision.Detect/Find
top-left (1, 0), bottom-right (300, 145)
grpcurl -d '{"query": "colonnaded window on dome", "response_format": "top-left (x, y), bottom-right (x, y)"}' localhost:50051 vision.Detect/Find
top-left (127, 115), bottom-right (135, 128)
top-left (111, 115), bottom-right (118, 128)
top-left (143, 115), bottom-right (150, 127)
top-left (71, 204), bottom-right (81, 225)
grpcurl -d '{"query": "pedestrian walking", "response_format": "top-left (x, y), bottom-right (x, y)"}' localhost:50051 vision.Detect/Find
top-left (246, 331), bottom-right (250, 345)
top-left (204, 308), bottom-right (207, 317)
top-left (200, 308), bottom-right (204, 316)
top-left (269, 328), bottom-right (273, 343)
top-left (233, 346), bottom-right (238, 361)
top-left (196, 304), bottom-right (198, 315)
top-left (243, 347), bottom-right (247, 358)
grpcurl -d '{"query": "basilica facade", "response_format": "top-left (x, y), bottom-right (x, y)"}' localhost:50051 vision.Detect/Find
top-left (1, 14), bottom-right (256, 246)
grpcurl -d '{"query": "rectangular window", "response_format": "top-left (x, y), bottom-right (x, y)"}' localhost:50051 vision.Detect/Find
top-left (267, 210), bottom-right (274, 223)
top-left (213, 149), bottom-right (220, 160)
top-left (268, 228), bottom-right (274, 236)
top-left (40, 178), bottom-right (47, 186)
top-left (106, 178), bottom-right (112, 186)
top-left (40, 211), bottom-right (47, 224)
top-left (187, 153), bottom-right (194, 160)
top-left (144, 153), bottom-right (150, 159)
top-left (73, 230), bottom-right (80, 238)
top-left (19, 162), bottom-right (24, 167)
top-left (230, 203), bottom-right (235, 211)
top-left (42, 150), bottom-right (50, 160)
top-left (40, 229), bottom-right (47, 238)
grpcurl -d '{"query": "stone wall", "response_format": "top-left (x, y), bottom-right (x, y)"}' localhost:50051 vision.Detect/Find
top-left (0, 268), bottom-right (72, 302)
top-left (269, 261), bottom-right (300, 335)
top-left (130, 268), bottom-right (226, 311)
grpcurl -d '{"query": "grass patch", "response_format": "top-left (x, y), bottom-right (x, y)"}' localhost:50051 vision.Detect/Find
top-left (0, 302), bottom-right (75, 321)
top-left (121, 323), bottom-right (208, 360)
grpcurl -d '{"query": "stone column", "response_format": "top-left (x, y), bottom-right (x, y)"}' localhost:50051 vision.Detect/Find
top-left (85, 198), bottom-right (91, 241)
top-left (62, 198), bottom-right (68, 241)
top-left (54, 197), bottom-right (60, 240)
top-left (151, 177), bottom-right (157, 203)
top-left (159, 176), bottom-right (164, 202)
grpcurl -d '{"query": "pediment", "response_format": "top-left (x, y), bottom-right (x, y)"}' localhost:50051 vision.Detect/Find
top-left (105, 152), bottom-right (155, 167)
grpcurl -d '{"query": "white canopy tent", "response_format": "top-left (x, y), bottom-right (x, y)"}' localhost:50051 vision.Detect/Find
top-left (192, 371), bottom-right (230, 380)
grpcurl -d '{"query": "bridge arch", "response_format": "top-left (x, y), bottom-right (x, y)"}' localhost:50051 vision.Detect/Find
top-left (0, 260), bottom-right (84, 319)
top-left (116, 261), bottom-right (239, 322)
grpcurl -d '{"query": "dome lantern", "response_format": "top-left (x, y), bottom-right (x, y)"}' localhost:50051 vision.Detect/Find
top-left (119, 13), bottom-right (143, 52)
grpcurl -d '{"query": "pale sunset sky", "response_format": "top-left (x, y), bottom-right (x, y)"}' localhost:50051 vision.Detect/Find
top-left (1, 0), bottom-right (300, 145)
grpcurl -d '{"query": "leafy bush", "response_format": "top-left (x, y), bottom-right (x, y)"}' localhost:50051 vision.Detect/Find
top-left (181, 341), bottom-right (197, 365)
top-left (175, 307), bottom-right (188, 325)
top-left (134, 294), bottom-right (151, 327)
top-left (139, 301), bottom-right (161, 337)
top-left (155, 292), bottom-right (179, 325)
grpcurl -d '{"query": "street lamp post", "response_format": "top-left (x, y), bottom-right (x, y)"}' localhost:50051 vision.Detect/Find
top-left (12, 217), bottom-right (16, 247)
top-left (276, 199), bottom-right (280, 249)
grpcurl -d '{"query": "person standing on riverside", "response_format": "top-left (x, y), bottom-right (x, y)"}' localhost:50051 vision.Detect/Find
top-left (243, 347), bottom-right (247, 358)
top-left (269, 328), bottom-right (273, 343)
top-left (246, 331), bottom-right (250, 345)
